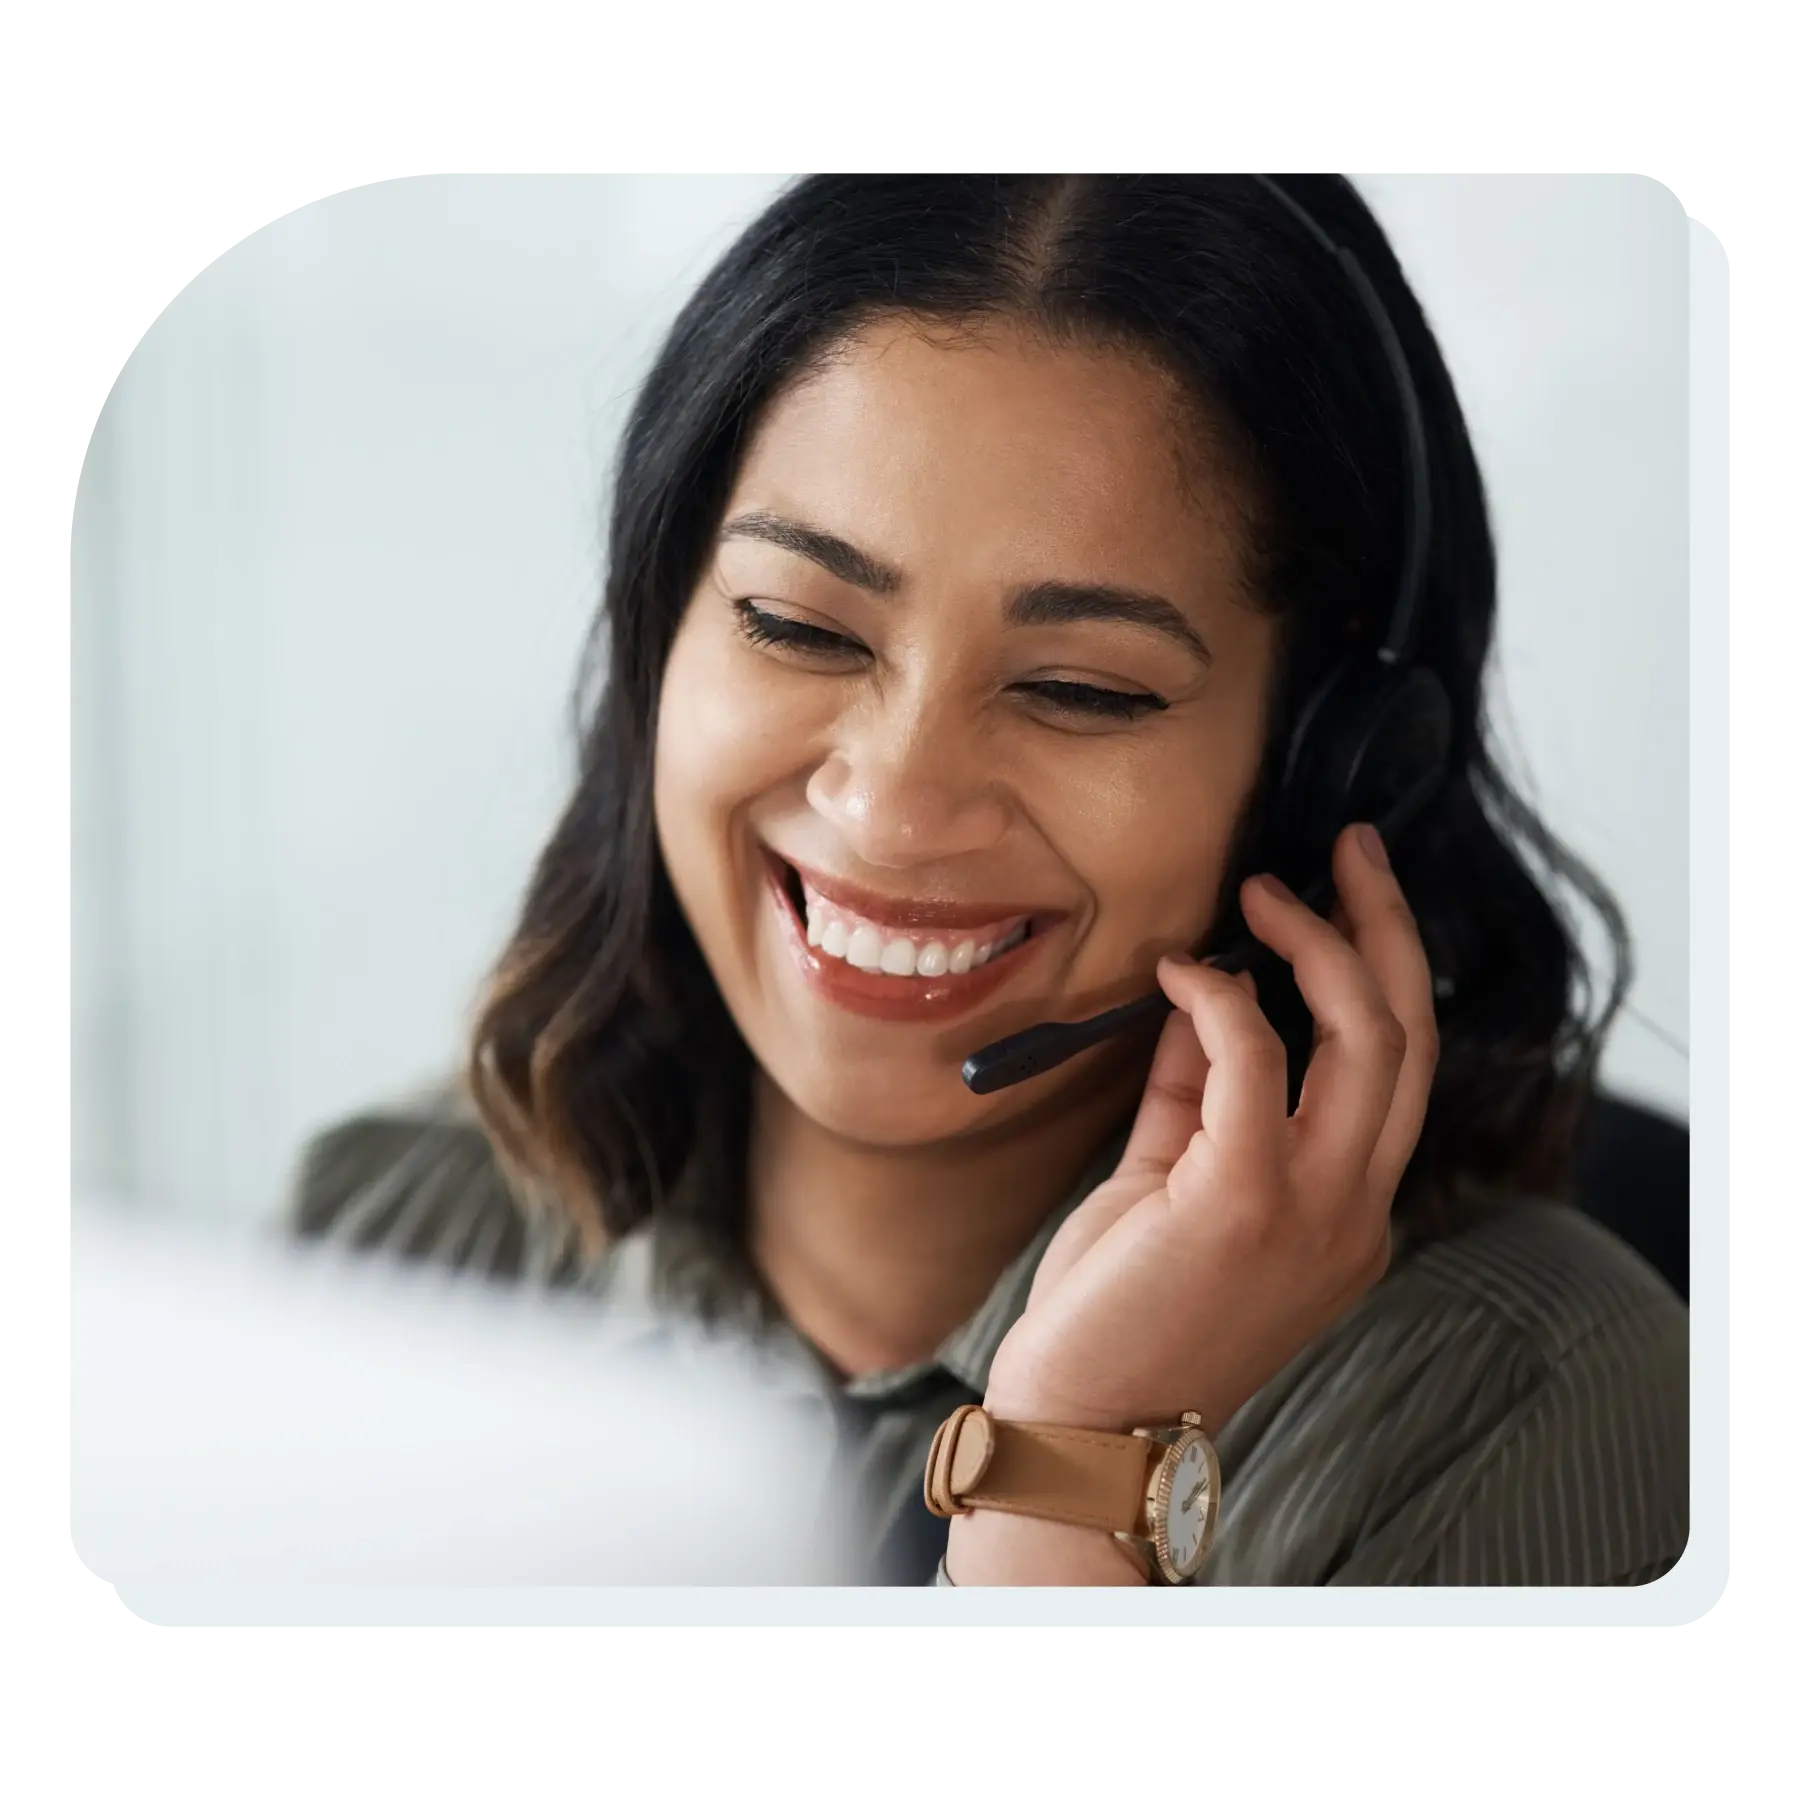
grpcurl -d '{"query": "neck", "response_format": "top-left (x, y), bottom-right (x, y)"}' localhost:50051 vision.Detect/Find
top-left (746, 1046), bottom-right (1151, 1384)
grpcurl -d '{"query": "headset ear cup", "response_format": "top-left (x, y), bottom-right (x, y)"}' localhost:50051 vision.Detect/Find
top-left (1275, 662), bottom-right (1452, 871)
top-left (1274, 663), bottom-right (1360, 869)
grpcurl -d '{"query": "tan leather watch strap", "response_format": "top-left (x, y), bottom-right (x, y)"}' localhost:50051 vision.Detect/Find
top-left (922, 1403), bottom-right (1161, 1534)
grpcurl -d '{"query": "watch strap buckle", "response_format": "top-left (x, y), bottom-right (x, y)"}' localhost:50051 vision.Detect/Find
top-left (923, 1403), bottom-right (998, 1519)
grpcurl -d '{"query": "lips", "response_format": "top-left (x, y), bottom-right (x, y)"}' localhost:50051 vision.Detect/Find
top-left (761, 849), bottom-right (1057, 1025)
top-left (778, 853), bottom-right (1064, 934)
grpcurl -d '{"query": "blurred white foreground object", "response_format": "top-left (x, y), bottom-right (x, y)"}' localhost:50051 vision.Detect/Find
top-left (72, 1202), bottom-right (849, 1586)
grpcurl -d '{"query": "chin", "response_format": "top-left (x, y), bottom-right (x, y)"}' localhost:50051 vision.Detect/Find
top-left (755, 1037), bottom-right (1000, 1148)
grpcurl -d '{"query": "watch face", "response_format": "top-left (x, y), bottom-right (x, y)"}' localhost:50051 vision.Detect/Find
top-left (1160, 1436), bottom-right (1217, 1580)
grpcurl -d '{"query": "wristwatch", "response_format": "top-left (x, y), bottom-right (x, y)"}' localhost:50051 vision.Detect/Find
top-left (922, 1403), bottom-right (1221, 1585)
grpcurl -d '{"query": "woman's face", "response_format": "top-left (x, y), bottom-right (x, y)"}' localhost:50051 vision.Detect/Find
top-left (653, 314), bottom-right (1281, 1148)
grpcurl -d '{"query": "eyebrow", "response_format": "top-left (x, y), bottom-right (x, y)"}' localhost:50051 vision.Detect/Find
top-left (717, 510), bottom-right (1213, 666)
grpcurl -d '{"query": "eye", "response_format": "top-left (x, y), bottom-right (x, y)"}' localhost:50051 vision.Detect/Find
top-left (1014, 679), bottom-right (1169, 723)
top-left (732, 598), bottom-right (866, 659)
top-left (732, 599), bottom-right (1168, 725)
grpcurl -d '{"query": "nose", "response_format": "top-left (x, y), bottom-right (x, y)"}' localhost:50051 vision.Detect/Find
top-left (805, 688), bottom-right (1011, 870)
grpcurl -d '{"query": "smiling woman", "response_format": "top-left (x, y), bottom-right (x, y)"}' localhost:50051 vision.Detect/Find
top-left (650, 311), bottom-right (1279, 1168)
top-left (291, 175), bottom-right (1686, 1589)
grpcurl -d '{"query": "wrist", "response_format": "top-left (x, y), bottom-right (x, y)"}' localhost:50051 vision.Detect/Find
top-left (981, 1387), bottom-right (1136, 1435)
top-left (934, 1386), bottom-right (1222, 1587)
top-left (933, 1388), bottom-right (1160, 1586)
top-left (981, 1366), bottom-right (1157, 1437)
top-left (983, 1355), bottom-right (1235, 1440)
top-left (944, 1507), bottom-right (1148, 1587)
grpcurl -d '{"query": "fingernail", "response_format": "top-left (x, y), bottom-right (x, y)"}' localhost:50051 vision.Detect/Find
top-left (1160, 949), bottom-right (1197, 969)
top-left (1251, 873), bottom-right (1297, 903)
top-left (1356, 823), bottom-right (1390, 872)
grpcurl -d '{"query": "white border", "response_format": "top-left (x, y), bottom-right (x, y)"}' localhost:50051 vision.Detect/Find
top-left (108, 182), bottom-right (1728, 1634)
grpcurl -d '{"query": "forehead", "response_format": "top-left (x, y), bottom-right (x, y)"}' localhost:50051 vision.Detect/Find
top-left (728, 315), bottom-right (1251, 601)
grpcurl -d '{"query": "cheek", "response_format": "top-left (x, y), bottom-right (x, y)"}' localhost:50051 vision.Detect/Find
top-left (1077, 788), bottom-right (1222, 941)
top-left (659, 624), bottom-right (786, 780)
top-left (664, 622), bottom-right (772, 780)
top-left (652, 619), bottom-right (821, 903)
top-left (1061, 704), bottom-right (1270, 945)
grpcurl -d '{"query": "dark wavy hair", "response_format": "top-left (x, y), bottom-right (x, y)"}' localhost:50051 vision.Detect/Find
top-left (466, 174), bottom-right (1630, 1292)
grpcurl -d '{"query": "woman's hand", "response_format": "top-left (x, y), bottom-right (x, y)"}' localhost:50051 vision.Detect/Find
top-left (981, 820), bottom-right (1439, 1440)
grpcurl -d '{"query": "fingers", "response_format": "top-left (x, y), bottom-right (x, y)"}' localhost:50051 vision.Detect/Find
top-left (1114, 964), bottom-right (1261, 1183)
top-left (1235, 826), bottom-right (1430, 1187)
top-left (1151, 955), bottom-right (1288, 1176)
top-left (1117, 822), bottom-right (1436, 1220)
top-left (1310, 902), bottom-right (1353, 1055)
top-left (1113, 996), bottom-right (1212, 1184)
top-left (1327, 823), bottom-right (1440, 1198)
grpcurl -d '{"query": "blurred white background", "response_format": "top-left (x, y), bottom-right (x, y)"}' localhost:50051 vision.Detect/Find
top-left (71, 1201), bottom-right (845, 1594)
top-left (71, 174), bottom-right (1690, 1227)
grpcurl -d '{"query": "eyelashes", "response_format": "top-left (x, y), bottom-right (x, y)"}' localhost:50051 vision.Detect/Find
top-left (733, 599), bottom-right (854, 659)
top-left (730, 599), bottom-right (1170, 724)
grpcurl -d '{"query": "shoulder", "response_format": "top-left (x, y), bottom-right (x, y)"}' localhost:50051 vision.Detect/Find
top-left (287, 1080), bottom-right (601, 1288)
top-left (1393, 1198), bottom-right (1686, 1373)
top-left (1205, 1199), bottom-right (1687, 1586)
top-left (1372, 1204), bottom-right (1688, 1583)
top-left (1283, 1198), bottom-right (1686, 1428)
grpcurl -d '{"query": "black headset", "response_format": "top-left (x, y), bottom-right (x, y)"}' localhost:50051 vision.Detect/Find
top-left (961, 175), bottom-right (1453, 1095)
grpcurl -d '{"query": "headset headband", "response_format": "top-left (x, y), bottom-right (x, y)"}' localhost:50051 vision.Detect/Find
top-left (1246, 175), bottom-right (1431, 667)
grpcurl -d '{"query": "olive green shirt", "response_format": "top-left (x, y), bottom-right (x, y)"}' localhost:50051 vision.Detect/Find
top-left (288, 1086), bottom-right (1688, 1586)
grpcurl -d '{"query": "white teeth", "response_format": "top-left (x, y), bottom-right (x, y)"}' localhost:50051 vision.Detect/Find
top-left (878, 937), bottom-right (917, 976)
top-left (973, 925), bottom-right (1029, 969)
top-left (845, 924), bottom-right (886, 971)
top-left (793, 873), bottom-right (1035, 980)
top-left (915, 941), bottom-right (949, 977)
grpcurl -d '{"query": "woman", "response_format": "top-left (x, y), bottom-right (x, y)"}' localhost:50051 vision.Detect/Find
top-left (292, 174), bottom-right (1687, 1586)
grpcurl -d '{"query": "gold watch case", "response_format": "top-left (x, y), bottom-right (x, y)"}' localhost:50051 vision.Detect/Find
top-left (1116, 1411), bottom-right (1222, 1585)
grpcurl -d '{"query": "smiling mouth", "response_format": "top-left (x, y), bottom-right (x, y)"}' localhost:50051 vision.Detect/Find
top-left (775, 857), bottom-right (1039, 979)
